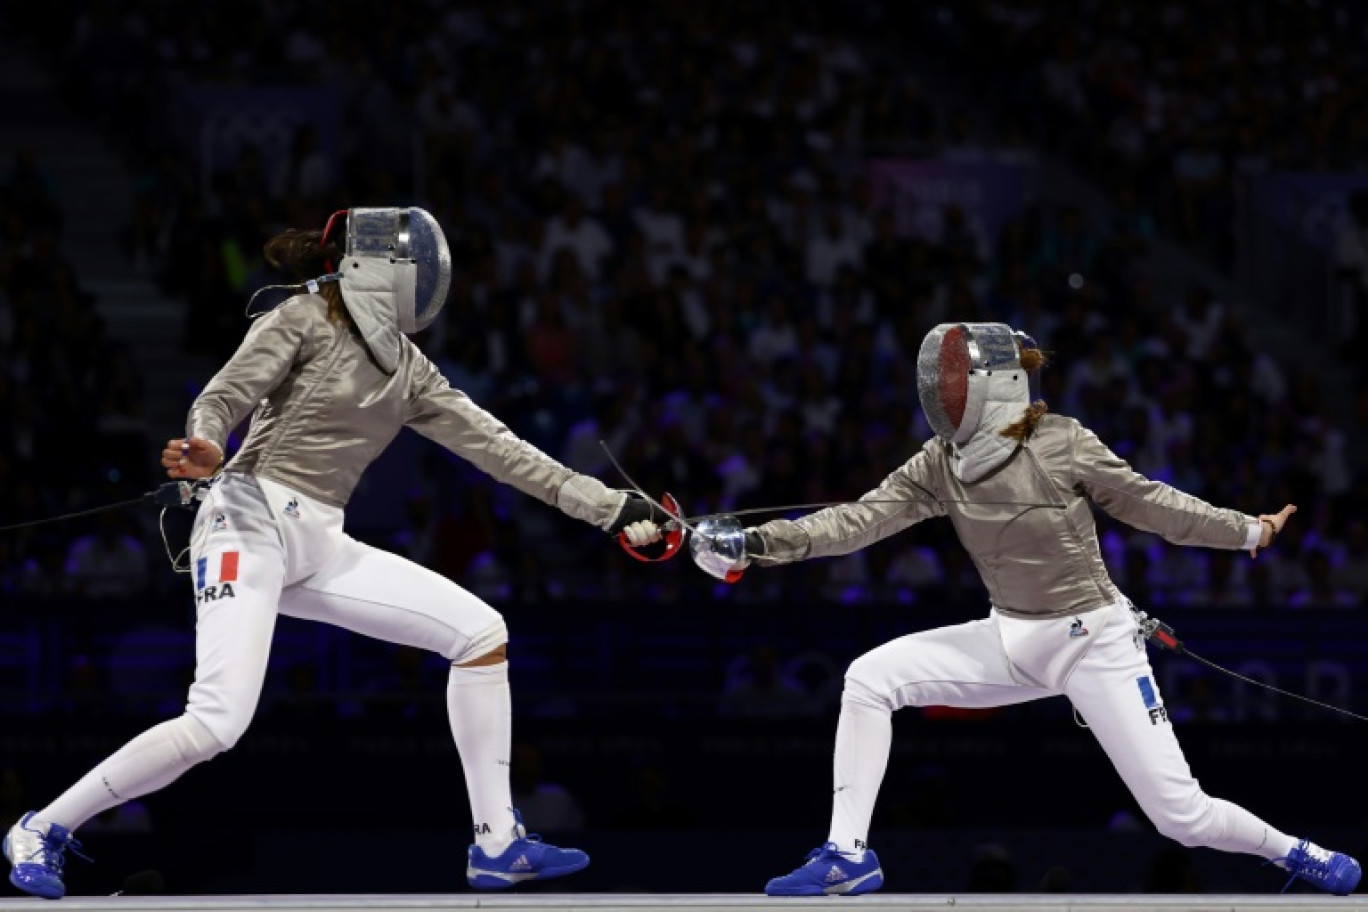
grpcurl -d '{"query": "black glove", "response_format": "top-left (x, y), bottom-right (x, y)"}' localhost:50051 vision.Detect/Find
top-left (744, 530), bottom-right (765, 558)
top-left (607, 494), bottom-right (670, 535)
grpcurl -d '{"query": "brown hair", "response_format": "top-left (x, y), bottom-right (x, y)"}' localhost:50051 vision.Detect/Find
top-left (262, 228), bottom-right (349, 324)
top-left (1000, 347), bottom-right (1049, 442)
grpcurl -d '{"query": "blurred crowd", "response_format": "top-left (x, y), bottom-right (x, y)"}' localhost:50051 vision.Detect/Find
top-left (0, 148), bottom-right (154, 601)
top-left (2, 0), bottom-right (1366, 622)
top-left (914, 1), bottom-right (1368, 269)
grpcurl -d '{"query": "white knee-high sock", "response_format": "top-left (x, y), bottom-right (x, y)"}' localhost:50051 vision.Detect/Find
top-left (1203, 797), bottom-right (1298, 861)
top-left (38, 715), bottom-right (223, 831)
top-left (827, 693), bottom-right (893, 856)
top-left (447, 662), bottom-right (517, 856)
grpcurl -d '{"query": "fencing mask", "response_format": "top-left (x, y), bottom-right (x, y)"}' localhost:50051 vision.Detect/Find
top-left (326, 207), bottom-right (452, 374)
top-left (917, 322), bottom-right (1032, 482)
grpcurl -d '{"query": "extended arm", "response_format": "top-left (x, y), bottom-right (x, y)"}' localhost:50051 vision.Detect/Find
top-left (747, 446), bottom-right (947, 566)
top-left (405, 353), bottom-right (632, 530)
top-left (1070, 421), bottom-right (1267, 551)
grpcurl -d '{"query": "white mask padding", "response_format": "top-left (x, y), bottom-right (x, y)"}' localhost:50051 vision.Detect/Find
top-left (338, 257), bottom-right (404, 374)
top-left (393, 262), bottom-right (419, 335)
top-left (951, 369), bottom-right (1031, 483)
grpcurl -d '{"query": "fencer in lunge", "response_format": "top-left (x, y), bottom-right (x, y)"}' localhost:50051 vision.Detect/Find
top-left (3, 208), bottom-right (661, 899)
top-left (664, 322), bottom-right (1362, 896)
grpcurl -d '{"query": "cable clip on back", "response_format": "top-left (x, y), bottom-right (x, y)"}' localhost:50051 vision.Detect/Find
top-left (1129, 602), bottom-right (1368, 724)
top-left (154, 479), bottom-right (213, 573)
top-left (149, 480), bottom-right (213, 511)
top-left (1132, 606), bottom-right (1185, 654)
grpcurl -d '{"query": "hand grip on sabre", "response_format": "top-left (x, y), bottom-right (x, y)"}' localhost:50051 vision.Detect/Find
top-left (617, 492), bottom-right (686, 563)
top-left (688, 514), bottom-right (748, 584)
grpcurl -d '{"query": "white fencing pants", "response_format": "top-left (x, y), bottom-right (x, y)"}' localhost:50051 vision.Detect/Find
top-left (830, 600), bottom-right (1295, 861)
top-left (40, 474), bottom-right (508, 833)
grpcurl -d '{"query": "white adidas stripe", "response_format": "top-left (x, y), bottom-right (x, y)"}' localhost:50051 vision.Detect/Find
top-left (824, 867), bottom-right (883, 895)
top-left (465, 864), bottom-right (540, 884)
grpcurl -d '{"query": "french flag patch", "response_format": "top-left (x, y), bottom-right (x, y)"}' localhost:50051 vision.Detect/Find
top-left (196, 552), bottom-right (240, 590)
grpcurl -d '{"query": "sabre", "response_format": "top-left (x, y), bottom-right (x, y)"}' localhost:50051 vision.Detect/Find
top-left (597, 441), bottom-right (704, 539)
top-left (597, 440), bottom-right (1066, 561)
top-left (598, 441), bottom-right (749, 582)
top-left (597, 441), bottom-right (702, 567)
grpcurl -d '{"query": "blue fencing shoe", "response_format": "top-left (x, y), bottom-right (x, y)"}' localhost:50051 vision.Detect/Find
top-left (1275, 839), bottom-right (1361, 895)
top-left (4, 811), bottom-right (89, 900)
top-left (765, 842), bottom-right (884, 896)
top-left (466, 810), bottom-right (589, 890)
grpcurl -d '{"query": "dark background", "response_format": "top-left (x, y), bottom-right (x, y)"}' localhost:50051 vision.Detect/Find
top-left (2, 0), bottom-right (1367, 897)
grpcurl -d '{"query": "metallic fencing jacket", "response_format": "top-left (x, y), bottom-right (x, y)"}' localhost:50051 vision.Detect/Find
top-left (751, 413), bottom-right (1260, 619)
top-left (186, 295), bottom-right (623, 527)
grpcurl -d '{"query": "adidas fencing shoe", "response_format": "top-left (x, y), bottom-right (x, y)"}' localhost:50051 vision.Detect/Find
top-left (1275, 839), bottom-right (1361, 895)
top-left (765, 842), bottom-right (884, 896)
top-left (4, 811), bottom-right (88, 900)
top-left (466, 811), bottom-right (589, 890)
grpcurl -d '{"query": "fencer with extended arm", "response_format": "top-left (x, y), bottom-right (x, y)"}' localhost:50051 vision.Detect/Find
top-left (609, 321), bottom-right (1363, 898)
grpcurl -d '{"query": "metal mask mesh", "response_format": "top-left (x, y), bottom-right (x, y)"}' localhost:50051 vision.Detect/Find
top-left (917, 322), bottom-right (1023, 441)
top-left (345, 207), bottom-right (452, 331)
top-left (407, 208), bottom-right (452, 330)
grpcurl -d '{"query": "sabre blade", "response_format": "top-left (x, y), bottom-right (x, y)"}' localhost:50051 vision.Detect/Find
top-left (596, 442), bottom-right (1065, 539)
top-left (598, 441), bottom-right (704, 537)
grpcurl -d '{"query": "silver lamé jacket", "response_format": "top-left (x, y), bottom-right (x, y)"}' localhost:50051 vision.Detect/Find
top-left (186, 295), bottom-right (623, 526)
top-left (750, 413), bottom-right (1260, 619)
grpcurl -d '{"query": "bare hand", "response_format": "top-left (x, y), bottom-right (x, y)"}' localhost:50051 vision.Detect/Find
top-left (161, 437), bottom-right (223, 479)
top-left (1250, 504), bottom-right (1296, 558)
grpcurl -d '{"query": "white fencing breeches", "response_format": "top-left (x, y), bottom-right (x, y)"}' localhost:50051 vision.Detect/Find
top-left (186, 474), bottom-right (507, 747)
top-left (40, 474), bottom-right (508, 831)
top-left (830, 600), bottom-right (1294, 861)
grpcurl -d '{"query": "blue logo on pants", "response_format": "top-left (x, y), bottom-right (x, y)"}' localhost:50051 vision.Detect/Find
top-left (1137, 676), bottom-right (1168, 725)
top-left (1137, 676), bottom-right (1159, 709)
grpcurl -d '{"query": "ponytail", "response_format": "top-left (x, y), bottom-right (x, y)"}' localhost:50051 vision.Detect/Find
top-left (1018, 347), bottom-right (1047, 373)
top-left (262, 228), bottom-right (348, 324)
top-left (1000, 347), bottom-right (1049, 442)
